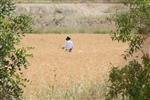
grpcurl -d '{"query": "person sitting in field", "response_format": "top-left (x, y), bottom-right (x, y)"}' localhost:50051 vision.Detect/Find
top-left (62, 36), bottom-right (73, 52)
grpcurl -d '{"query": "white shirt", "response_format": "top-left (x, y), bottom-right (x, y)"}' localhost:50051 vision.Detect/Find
top-left (65, 40), bottom-right (73, 49)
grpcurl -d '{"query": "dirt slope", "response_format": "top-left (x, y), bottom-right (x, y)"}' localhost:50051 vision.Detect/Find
top-left (16, 4), bottom-right (125, 33)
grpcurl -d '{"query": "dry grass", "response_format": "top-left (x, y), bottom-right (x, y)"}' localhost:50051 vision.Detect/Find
top-left (21, 34), bottom-right (127, 100)
top-left (16, 0), bottom-right (119, 3)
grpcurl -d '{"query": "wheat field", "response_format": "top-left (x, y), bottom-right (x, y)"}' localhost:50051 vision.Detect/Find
top-left (21, 34), bottom-right (127, 100)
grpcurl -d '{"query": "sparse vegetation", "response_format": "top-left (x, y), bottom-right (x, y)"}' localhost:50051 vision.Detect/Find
top-left (15, 2), bottom-right (121, 33)
top-left (48, 82), bottom-right (105, 100)
top-left (24, 82), bottom-right (106, 100)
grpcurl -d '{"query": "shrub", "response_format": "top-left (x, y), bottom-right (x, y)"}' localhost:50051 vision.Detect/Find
top-left (0, 0), bottom-right (32, 99)
top-left (106, 0), bottom-right (150, 100)
top-left (106, 54), bottom-right (150, 100)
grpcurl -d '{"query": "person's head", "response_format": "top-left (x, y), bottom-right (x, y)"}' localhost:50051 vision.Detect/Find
top-left (66, 36), bottom-right (71, 41)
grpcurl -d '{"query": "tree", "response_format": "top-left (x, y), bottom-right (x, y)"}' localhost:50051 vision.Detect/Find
top-left (112, 0), bottom-right (150, 58)
top-left (0, 0), bottom-right (32, 99)
top-left (106, 0), bottom-right (150, 100)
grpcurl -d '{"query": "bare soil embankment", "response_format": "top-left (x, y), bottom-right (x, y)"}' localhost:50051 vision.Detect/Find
top-left (16, 4), bottom-right (125, 33)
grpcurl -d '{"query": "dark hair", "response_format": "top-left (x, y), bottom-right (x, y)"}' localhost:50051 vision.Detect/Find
top-left (66, 36), bottom-right (71, 41)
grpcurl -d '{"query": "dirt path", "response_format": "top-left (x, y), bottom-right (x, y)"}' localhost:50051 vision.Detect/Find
top-left (22, 34), bottom-right (127, 99)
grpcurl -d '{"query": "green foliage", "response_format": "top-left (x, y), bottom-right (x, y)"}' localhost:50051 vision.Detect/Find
top-left (0, 0), bottom-right (15, 17)
top-left (0, 0), bottom-right (32, 100)
top-left (112, 0), bottom-right (150, 58)
top-left (106, 54), bottom-right (150, 100)
top-left (106, 0), bottom-right (150, 100)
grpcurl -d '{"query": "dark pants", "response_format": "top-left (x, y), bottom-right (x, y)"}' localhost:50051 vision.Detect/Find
top-left (66, 48), bottom-right (72, 52)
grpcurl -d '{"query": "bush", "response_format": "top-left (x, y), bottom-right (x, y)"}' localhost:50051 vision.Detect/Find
top-left (0, 0), bottom-right (32, 99)
top-left (106, 0), bottom-right (150, 100)
top-left (106, 54), bottom-right (150, 100)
